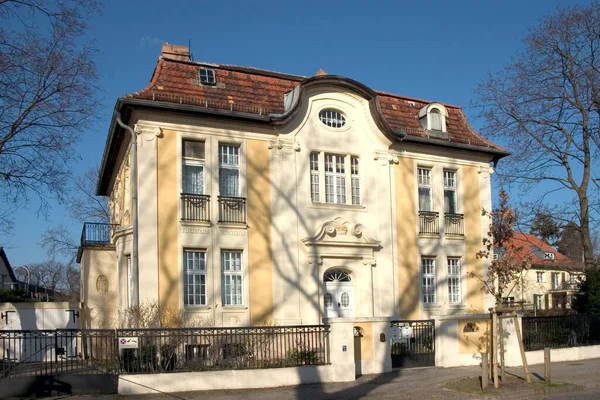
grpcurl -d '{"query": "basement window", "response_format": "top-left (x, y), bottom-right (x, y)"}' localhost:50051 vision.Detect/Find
top-left (199, 68), bottom-right (216, 85)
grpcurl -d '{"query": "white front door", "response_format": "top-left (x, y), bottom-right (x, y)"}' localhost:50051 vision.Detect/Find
top-left (324, 270), bottom-right (354, 318)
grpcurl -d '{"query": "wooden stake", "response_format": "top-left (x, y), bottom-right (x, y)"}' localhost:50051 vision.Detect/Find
top-left (513, 313), bottom-right (531, 383)
top-left (492, 311), bottom-right (499, 388)
top-left (481, 352), bottom-right (489, 390)
top-left (544, 347), bottom-right (551, 383)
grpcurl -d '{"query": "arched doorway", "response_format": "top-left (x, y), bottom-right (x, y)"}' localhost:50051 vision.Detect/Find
top-left (323, 269), bottom-right (354, 318)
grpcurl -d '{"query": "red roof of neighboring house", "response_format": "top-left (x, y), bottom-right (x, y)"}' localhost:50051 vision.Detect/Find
top-left (125, 56), bottom-right (506, 153)
top-left (498, 233), bottom-right (582, 271)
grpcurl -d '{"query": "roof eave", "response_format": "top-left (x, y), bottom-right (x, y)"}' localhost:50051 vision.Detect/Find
top-left (401, 135), bottom-right (510, 162)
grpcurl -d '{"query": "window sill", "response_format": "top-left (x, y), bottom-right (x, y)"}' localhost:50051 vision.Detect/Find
top-left (445, 235), bottom-right (465, 241)
top-left (181, 220), bottom-right (212, 228)
top-left (448, 304), bottom-right (466, 309)
top-left (423, 304), bottom-right (442, 309)
top-left (217, 222), bottom-right (248, 229)
top-left (309, 202), bottom-right (366, 211)
top-left (184, 305), bottom-right (211, 310)
top-left (419, 233), bottom-right (441, 239)
top-left (221, 305), bottom-right (248, 311)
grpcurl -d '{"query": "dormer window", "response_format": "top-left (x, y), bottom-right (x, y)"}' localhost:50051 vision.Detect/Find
top-left (430, 109), bottom-right (442, 131)
top-left (418, 103), bottom-right (448, 134)
top-left (199, 68), bottom-right (216, 85)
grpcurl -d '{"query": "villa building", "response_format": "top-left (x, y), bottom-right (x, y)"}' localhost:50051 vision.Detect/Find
top-left (78, 44), bottom-right (508, 329)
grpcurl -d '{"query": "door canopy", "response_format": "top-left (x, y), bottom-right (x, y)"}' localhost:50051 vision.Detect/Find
top-left (302, 217), bottom-right (381, 266)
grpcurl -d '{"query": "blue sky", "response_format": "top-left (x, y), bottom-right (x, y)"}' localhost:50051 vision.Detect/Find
top-left (2, 0), bottom-right (593, 267)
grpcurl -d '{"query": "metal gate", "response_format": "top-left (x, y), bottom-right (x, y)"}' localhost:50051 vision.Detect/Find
top-left (390, 320), bottom-right (435, 368)
top-left (0, 329), bottom-right (118, 397)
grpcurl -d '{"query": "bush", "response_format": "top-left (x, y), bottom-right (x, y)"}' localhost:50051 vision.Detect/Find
top-left (0, 289), bottom-right (32, 302)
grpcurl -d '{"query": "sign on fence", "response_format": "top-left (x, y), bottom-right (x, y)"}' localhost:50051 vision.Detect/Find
top-left (118, 337), bottom-right (139, 349)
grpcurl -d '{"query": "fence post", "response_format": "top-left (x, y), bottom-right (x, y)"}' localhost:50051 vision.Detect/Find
top-left (544, 347), bottom-right (551, 383)
top-left (481, 352), bottom-right (488, 390)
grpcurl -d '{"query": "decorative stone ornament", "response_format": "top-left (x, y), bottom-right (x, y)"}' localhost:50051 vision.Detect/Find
top-left (133, 125), bottom-right (162, 148)
top-left (302, 217), bottom-right (381, 267)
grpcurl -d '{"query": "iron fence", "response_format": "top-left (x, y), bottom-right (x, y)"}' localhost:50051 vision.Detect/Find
top-left (522, 314), bottom-right (600, 351)
top-left (117, 325), bottom-right (329, 373)
top-left (181, 193), bottom-right (211, 222)
top-left (1, 325), bottom-right (329, 378)
top-left (218, 196), bottom-right (247, 224)
top-left (418, 211), bottom-right (439, 235)
top-left (1, 329), bottom-right (118, 378)
top-left (80, 223), bottom-right (118, 246)
top-left (444, 213), bottom-right (464, 236)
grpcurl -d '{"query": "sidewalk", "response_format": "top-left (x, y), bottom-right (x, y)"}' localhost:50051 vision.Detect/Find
top-left (59, 358), bottom-right (600, 400)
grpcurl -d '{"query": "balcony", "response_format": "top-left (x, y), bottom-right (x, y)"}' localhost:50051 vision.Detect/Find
top-left (444, 213), bottom-right (465, 237)
top-left (218, 196), bottom-right (247, 224)
top-left (181, 193), bottom-right (211, 222)
top-left (80, 222), bottom-right (118, 246)
top-left (418, 211), bottom-right (439, 235)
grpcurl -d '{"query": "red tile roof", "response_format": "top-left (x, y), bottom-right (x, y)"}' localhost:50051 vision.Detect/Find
top-left (125, 57), bottom-right (506, 153)
top-left (499, 233), bottom-right (582, 271)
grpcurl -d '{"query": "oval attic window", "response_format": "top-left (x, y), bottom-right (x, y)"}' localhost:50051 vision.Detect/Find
top-left (319, 109), bottom-right (346, 128)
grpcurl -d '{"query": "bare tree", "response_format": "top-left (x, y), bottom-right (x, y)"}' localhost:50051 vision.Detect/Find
top-left (15, 259), bottom-right (79, 300)
top-left (41, 167), bottom-right (108, 260)
top-left (475, 2), bottom-right (600, 269)
top-left (0, 0), bottom-right (100, 235)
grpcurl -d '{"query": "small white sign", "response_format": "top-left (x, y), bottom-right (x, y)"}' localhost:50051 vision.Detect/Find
top-left (118, 337), bottom-right (139, 349)
top-left (400, 326), bottom-right (414, 339)
top-left (391, 326), bottom-right (401, 342)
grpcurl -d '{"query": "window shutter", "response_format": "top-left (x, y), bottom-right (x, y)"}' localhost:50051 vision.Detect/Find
top-left (183, 140), bottom-right (205, 160)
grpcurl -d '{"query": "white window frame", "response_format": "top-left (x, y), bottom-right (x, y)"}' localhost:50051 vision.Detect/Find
top-left (536, 271), bottom-right (544, 283)
top-left (447, 258), bottom-right (461, 304)
top-left (430, 109), bottom-right (442, 131)
top-left (182, 140), bottom-right (205, 195)
top-left (351, 156), bottom-right (360, 205)
top-left (199, 68), bottom-right (216, 85)
top-left (127, 256), bottom-right (132, 308)
top-left (421, 257), bottom-right (436, 304)
top-left (418, 167), bottom-right (432, 212)
top-left (222, 250), bottom-right (243, 306)
top-left (443, 170), bottom-right (457, 214)
top-left (184, 250), bottom-right (207, 306)
top-left (325, 153), bottom-right (347, 204)
top-left (310, 152), bottom-right (360, 206)
top-left (219, 144), bottom-right (240, 197)
top-left (552, 272), bottom-right (559, 289)
top-left (535, 294), bottom-right (543, 310)
top-left (310, 152), bottom-right (320, 202)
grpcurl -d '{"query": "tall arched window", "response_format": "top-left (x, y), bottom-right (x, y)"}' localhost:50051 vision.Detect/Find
top-left (430, 109), bottom-right (442, 131)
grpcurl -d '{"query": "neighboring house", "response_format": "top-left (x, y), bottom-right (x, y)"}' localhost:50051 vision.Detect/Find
top-left (0, 247), bottom-right (18, 291)
top-left (77, 44), bottom-right (509, 328)
top-left (495, 233), bottom-right (584, 313)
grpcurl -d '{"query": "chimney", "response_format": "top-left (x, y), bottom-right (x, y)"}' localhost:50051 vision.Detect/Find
top-left (315, 69), bottom-right (328, 76)
top-left (161, 43), bottom-right (190, 61)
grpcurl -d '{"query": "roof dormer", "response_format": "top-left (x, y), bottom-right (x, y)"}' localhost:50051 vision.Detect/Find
top-left (419, 103), bottom-right (448, 138)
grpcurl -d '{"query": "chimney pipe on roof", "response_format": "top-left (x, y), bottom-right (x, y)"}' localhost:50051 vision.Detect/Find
top-left (161, 43), bottom-right (190, 61)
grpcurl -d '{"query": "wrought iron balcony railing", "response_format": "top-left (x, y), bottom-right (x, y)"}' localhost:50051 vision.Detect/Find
top-left (80, 222), bottom-right (118, 246)
top-left (218, 196), bottom-right (247, 224)
top-left (418, 211), bottom-right (439, 235)
top-left (444, 213), bottom-right (465, 237)
top-left (181, 193), bottom-right (211, 222)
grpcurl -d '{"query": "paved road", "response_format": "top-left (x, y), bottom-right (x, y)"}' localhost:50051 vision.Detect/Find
top-left (545, 390), bottom-right (600, 399)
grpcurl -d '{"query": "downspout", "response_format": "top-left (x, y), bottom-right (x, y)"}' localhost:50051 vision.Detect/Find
top-left (116, 116), bottom-right (139, 308)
